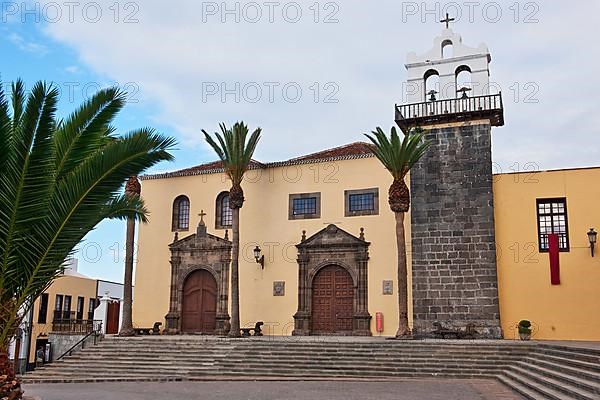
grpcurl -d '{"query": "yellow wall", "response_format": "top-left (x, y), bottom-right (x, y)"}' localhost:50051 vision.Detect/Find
top-left (134, 156), bottom-right (411, 336)
top-left (494, 168), bottom-right (600, 340)
top-left (29, 274), bottom-right (97, 362)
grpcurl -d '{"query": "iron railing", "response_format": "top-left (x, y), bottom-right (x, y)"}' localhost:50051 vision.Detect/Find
top-left (395, 93), bottom-right (504, 131)
top-left (56, 329), bottom-right (101, 361)
top-left (51, 319), bottom-right (103, 334)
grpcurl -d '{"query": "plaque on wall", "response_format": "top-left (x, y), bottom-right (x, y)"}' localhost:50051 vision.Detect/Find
top-left (383, 280), bottom-right (393, 295)
top-left (273, 281), bottom-right (285, 296)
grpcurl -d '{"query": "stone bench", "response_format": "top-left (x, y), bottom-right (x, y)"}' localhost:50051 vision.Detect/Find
top-left (134, 322), bottom-right (162, 335)
top-left (240, 321), bottom-right (264, 337)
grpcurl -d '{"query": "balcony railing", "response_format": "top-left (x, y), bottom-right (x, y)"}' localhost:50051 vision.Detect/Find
top-left (395, 93), bottom-right (504, 132)
top-left (52, 319), bottom-right (103, 334)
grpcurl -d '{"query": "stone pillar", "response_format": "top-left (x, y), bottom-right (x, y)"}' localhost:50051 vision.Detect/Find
top-left (410, 122), bottom-right (502, 338)
top-left (164, 253), bottom-right (181, 334)
top-left (215, 258), bottom-right (231, 336)
top-left (292, 252), bottom-right (311, 336)
top-left (94, 292), bottom-right (111, 334)
top-left (352, 248), bottom-right (372, 336)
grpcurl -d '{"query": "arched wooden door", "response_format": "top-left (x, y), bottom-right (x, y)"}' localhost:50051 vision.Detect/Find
top-left (312, 265), bottom-right (354, 334)
top-left (181, 269), bottom-right (217, 333)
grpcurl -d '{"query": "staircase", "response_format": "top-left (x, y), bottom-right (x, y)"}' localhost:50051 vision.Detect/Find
top-left (23, 337), bottom-right (600, 399)
top-left (498, 343), bottom-right (600, 400)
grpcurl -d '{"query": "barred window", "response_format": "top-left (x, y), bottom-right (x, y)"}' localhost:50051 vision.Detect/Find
top-left (172, 195), bottom-right (190, 231)
top-left (293, 197), bottom-right (317, 216)
top-left (537, 198), bottom-right (569, 252)
top-left (216, 192), bottom-right (232, 229)
top-left (289, 193), bottom-right (321, 220)
top-left (345, 188), bottom-right (379, 217)
top-left (349, 193), bottom-right (374, 212)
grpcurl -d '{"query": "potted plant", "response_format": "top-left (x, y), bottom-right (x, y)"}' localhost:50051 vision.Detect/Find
top-left (518, 320), bottom-right (532, 340)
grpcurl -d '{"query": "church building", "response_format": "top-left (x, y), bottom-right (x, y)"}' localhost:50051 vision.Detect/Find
top-left (132, 26), bottom-right (600, 341)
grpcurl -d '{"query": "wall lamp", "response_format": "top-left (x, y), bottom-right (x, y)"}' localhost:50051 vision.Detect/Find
top-left (588, 228), bottom-right (597, 257)
top-left (253, 245), bottom-right (265, 269)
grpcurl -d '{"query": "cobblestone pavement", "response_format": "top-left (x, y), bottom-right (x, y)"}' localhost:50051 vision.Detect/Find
top-left (24, 379), bottom-right (523, 400)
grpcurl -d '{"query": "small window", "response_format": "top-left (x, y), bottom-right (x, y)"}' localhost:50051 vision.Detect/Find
top-left (215, 192), bottom-right (233, 229)
top-left (537, 198), bottom-right (569, 252)
top-left (76, 296), bottom-right (84, 320)
top-left (289, 193), bottom-right (321, 220)
top-left (172, 195), bottom-right (190, 231)
top-left (63, 295), bottom-right (72, 320)
top-left (345, 188), bottom-right (379, 217)
top-left (54, 294), bottom-right (63, 321)
top-left (38, 293), bottom-right (49, 324)
top-left (88, 298), bottom-right (97, 320)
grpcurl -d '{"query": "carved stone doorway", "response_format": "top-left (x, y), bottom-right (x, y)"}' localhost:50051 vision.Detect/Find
top-left (165, 220), bottom-right (231, 335)
top-left (293, 224), bottom-right (372, 336)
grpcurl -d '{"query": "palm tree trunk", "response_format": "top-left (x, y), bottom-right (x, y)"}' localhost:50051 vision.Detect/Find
top-left (228, 207), bottom-right (241, 338)
top-left (395, 211), bottom-right (411, 338)
top-left (119, 217), bottom-right (135, 336)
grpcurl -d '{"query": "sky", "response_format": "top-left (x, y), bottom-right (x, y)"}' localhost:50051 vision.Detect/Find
top-left (2, 1), bottom-right (599, 282)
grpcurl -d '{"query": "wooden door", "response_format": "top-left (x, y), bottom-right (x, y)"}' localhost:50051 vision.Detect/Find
top-left (106, 301), bottom-right (120, 334)
top-left (182, 269), bottom-right (217, 333)
top-left (312, 265), bottom-right (354, 334)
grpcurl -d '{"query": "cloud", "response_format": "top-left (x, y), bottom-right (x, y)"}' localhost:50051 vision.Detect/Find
top-left (38, 0), bottom-right (600, 170)
top-left (8, 32), bottom-right (48, 55)
top-left (64, 65), bottom-right (81, 74)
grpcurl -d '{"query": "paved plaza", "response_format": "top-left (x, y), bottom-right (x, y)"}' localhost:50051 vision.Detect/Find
top-left (24, 380), bottom-right (522, 400)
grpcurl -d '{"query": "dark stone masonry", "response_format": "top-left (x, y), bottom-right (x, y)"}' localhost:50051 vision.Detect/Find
top-left (410, 121), bottom-right (502, 339)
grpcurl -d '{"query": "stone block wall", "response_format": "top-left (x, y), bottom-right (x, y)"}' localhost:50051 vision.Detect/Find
top-left (48, 332), bottom-right (102, 361)
top-left (410, 122), bottom-right (502, 338)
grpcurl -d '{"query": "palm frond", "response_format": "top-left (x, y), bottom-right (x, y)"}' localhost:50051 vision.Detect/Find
top-left (203, 121), bottom-right (261, 185)
top-left (0, 79), bottom-right (176, 349)
top-left (364, 127), bottom-right (430, 179)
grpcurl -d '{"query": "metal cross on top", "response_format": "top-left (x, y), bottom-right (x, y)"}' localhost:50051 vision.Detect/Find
top-left (198, 209), bottom-right (207, 224)
top-left (440, 13), bottom-right (455, 29)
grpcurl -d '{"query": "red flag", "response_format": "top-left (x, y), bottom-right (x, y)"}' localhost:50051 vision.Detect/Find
top-left (548, 233), bottom-right (561, 285)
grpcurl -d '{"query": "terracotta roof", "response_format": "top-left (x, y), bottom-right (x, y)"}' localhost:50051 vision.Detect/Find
top-left (155, 160), bottom-right (265, 178)
top-left (142, 142), bottom-right (375, 180)
top-left (286, 142), bottom-right (374, 162)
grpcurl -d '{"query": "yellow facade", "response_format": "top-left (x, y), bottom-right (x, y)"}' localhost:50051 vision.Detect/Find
top-left (134, 147), bottom-right (600, 341)
top-left (29, 274), bottom-right (97, 363)
top-left (134, 155), bottom-right (411, 337)
top-left (494, 167), bottom-right (600, 341)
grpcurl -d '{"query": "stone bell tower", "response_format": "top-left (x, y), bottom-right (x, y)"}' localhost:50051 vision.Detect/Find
top-left (397, 18), bottom-right (504, 338)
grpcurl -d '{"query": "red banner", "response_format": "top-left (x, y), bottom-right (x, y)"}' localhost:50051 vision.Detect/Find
top-left (548, 233), bottom-right (561, 285)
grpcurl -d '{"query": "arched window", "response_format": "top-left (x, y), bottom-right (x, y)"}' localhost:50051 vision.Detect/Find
top-left (424, 69), bottom-right (440, 102)
top-left (442, 40), bottom-right (453, 59)
top-left (215, 191), bottom-right (232, 229)
top-left (172, 195), bottom-right (190, 231)
top-left (455, 65), bottom-right (472, 98)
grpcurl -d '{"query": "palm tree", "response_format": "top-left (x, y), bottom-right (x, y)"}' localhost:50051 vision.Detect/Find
top-left (119, 176), bottom-right (141, 336)
top-left (364, 126), bottom-right (429, 338)
top-left (0, 79), bottom-right (175, 399)
top-left (203, 122), bottom-right (261, 338)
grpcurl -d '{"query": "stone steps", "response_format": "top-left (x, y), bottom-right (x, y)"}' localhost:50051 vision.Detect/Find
top-left (22, 336), bottom-right (600, 400)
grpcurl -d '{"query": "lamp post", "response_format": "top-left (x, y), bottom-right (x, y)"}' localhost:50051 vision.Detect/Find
top-left (588, 228), bottom-right (597, 257)
top-left (253, 245), bottom-right (265, 269)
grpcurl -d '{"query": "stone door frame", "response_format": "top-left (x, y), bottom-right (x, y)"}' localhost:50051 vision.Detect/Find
top-left (293, 224), bottom-right (371, 336)
top-left (165, 223), bottom-right (231, 335)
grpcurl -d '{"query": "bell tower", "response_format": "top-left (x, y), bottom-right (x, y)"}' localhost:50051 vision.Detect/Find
top-left (397, 19), bottom-right (504, 338)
